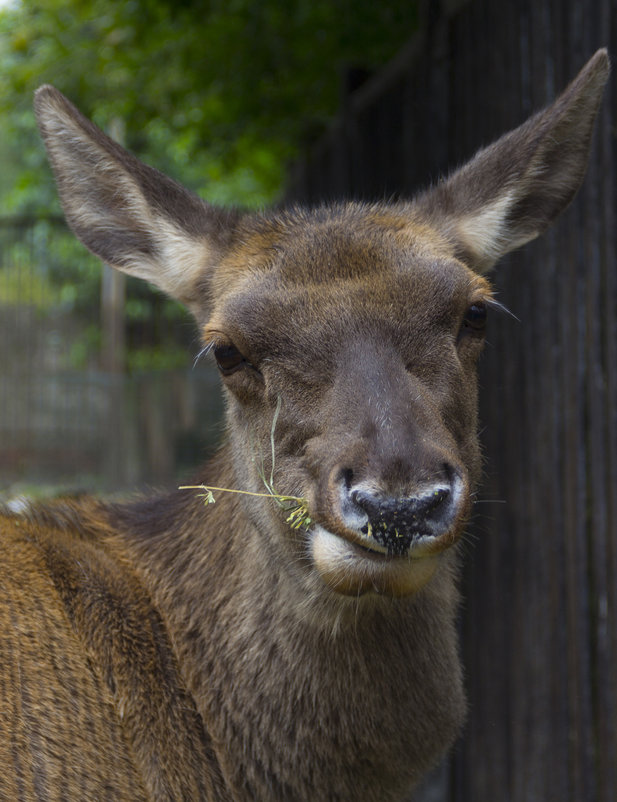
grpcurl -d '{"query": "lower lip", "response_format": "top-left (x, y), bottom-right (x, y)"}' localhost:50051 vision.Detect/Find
top-left (347, 537), bottom-right (390, 558)
top-left (317, 527), bottom-right (435, 560)
top-left (310, 525), bottom-right (442, 597)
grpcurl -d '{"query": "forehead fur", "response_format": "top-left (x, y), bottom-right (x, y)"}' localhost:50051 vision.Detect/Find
top-left (204, 202), bottom-right (492, 350)
top-left (211, 201), bottom-right (482, 295)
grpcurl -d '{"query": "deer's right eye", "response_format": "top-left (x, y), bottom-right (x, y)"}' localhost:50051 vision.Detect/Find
top-left (213, 343), bottom-right (248, 376)
top-left (458, 302), bottom-right (488, 342)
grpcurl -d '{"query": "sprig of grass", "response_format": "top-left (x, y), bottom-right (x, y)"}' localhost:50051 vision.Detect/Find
top-left (179, 397), bottom-right (313, 531)
top-left (178, 483), bottom-right (312, 530)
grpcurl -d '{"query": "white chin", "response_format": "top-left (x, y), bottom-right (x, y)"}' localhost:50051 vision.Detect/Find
top-left (309, 525), bottom-right (441, 597)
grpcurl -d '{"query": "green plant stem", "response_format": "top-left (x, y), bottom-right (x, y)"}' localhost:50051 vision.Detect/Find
top-left (179, 484), bottom-right (304, 504)
top-left (180, 398), bottom-right (312, 530)
top-left (179, 483), bottom-right (313, 531)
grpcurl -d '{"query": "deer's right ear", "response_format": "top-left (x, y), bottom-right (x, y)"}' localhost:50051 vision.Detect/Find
top-left (34, 85), bottom-right (239, 316)
top-left (414, 48), bottom-right (609, 272)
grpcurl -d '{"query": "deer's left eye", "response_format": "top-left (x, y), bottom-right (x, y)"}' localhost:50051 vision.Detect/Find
top-left (458, 302), bottom-right (487, 340)
top-left (213, 343), bottom-right (248, 375)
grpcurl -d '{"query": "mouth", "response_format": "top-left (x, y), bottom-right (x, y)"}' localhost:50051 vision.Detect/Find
top-left (309, 525), bottom-right (445, 597)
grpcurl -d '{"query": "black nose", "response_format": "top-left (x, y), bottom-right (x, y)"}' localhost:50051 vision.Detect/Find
top-left (350, 486), bottom-right (452, 556)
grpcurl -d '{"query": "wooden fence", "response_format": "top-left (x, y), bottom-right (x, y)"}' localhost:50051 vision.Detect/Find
top-left (290, 1), bottom-right (616, 800)
top-left (0, 219), bottom-right (223, 494)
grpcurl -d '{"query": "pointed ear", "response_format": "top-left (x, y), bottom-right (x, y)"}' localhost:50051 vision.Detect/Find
top-left (415, 49), bottom-right (609, 272)
top-left (34, 85), bottom-right (239, 315)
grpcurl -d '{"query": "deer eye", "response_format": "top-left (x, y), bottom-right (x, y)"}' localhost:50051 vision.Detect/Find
top-left (459, 302), bottom-right (487, 340)
top-left (213, 343), bottom-right (248, 376)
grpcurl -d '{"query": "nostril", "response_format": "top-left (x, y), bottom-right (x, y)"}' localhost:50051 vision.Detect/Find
top-left (350, 488), bottom-right (377, 520)
top-left (343, 469), bottom-right (354, 492)
top-left (418, 486), bottom-right (450, 516)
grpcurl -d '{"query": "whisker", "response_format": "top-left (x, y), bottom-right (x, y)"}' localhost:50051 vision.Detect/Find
top-left (193, 343), bottom-right (214, 369)
top-left (472, 498), bottom-right (507, 504)
top-left (486, 296), bottom-right (519, 322)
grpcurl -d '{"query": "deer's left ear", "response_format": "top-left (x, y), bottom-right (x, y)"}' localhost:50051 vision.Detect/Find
top-left (34, 85), bottom-right (241, 319)
top-left (414, 49), bottom-right (609, 272)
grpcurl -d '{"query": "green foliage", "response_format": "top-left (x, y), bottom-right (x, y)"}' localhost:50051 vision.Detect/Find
top-left (0, 0), bottom-right (418, 371)
top-left (0, 218), bottom-right (98, 308)
top-left (67, 323), bottom-right (102, 368)
top-left (0, 0), bottom-right (418, 210)
top-left (0, 262), bottom-right (60, 309)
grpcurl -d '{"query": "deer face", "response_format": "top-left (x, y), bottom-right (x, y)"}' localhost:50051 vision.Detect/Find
top-left (204, 208), bottom-right (492, 595)
top-left (33, 50), bottom-right (608, 598)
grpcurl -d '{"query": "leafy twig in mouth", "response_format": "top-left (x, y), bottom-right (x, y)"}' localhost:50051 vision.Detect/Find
top-left (180, 397), bottom-right (312, 530)
top-left (178, 483), bottom-right (312, 530)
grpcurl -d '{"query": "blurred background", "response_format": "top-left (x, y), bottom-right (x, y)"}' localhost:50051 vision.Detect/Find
top-left (1, 1), bottom-right (616, 801)
top-left (0, 0), bottom-right (417, 496)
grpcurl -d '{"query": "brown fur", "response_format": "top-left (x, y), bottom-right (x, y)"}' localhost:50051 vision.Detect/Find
top-left (0, 50), bottom-right (608, 800)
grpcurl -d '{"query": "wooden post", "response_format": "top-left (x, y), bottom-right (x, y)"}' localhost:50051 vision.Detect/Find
top-left (101, 263), bottom-right (126, 373)
top-left (101, 118), bottom-right (127, 488)
top-left (100, 117), bottom-right (126, 374)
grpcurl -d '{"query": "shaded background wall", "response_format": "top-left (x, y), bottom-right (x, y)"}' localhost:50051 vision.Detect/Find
top-left (290, 1), bottom-right (616, 800)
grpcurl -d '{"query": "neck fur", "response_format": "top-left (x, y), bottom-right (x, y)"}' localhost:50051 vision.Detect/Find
top-left (112, 448), bottom-right (465, 801)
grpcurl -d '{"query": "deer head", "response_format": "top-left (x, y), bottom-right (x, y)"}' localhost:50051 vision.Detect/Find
top-left (34, 50), bottom-right (608, 599)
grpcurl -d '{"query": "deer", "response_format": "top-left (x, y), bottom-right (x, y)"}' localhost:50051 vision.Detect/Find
top-left (0, 49), bottom-right (608, 802)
